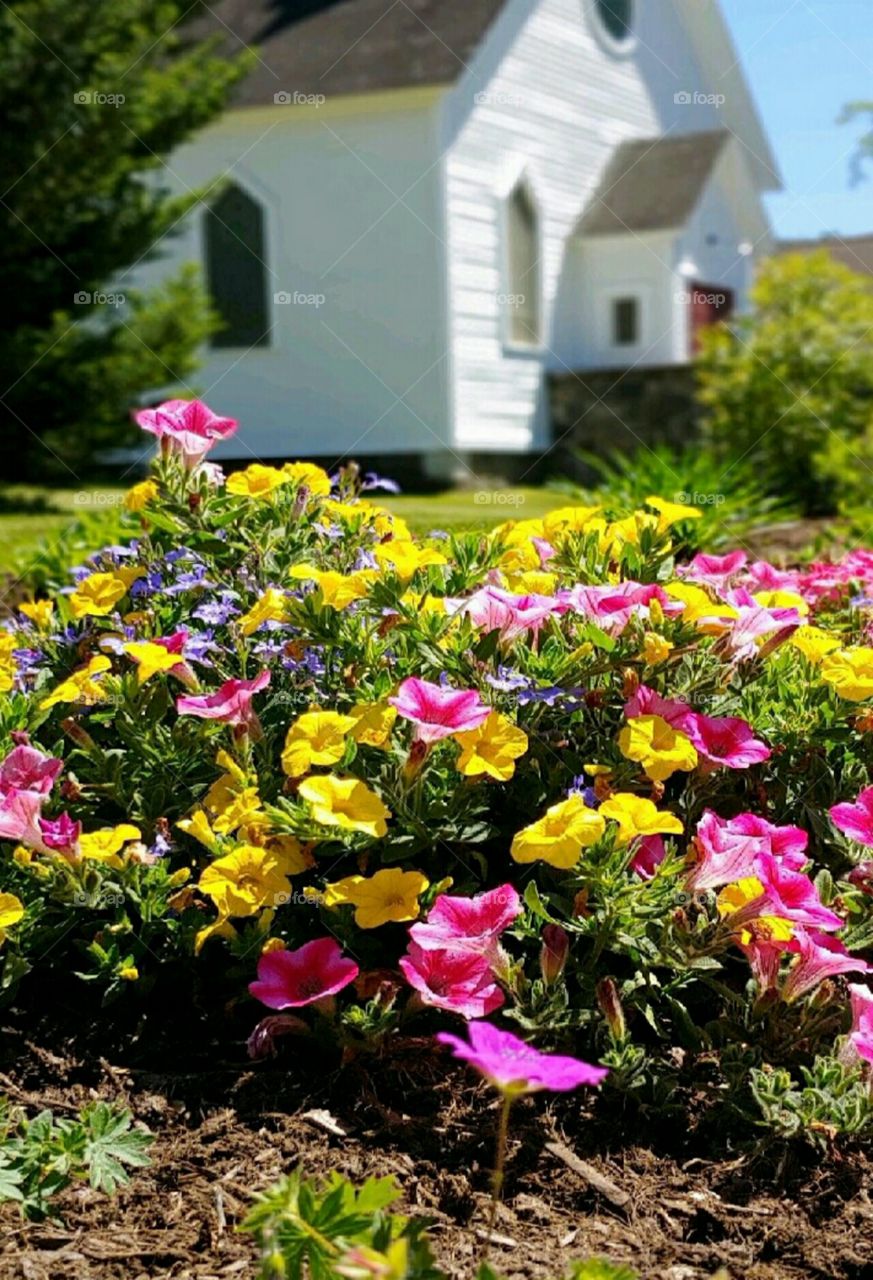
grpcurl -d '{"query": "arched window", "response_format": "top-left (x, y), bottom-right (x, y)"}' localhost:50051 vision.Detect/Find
top-left (593, 0), bottom-right (634, 46)
top-left (205, 183), bottom-right (270, 348)
top-left (506, 180), bottom-right (541, 346)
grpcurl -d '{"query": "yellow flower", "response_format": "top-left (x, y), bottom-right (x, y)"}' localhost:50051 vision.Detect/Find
top-left (601, 513), bottom-right (660, 554)
top-left (642, 632), bottom-right (673, 666)
top-left (599, 793), bottom-right (684, 847)
top-left (664, 582), bottom-right (738, 631)
top-left (618, 715), bottom-right (698, 782)
top-left (289, 565), bottom-right (376, 610)
top-left (238, 588), bottom-right (289, 636)
top-left (298, 775), bottom-right (391, 838)
top-left (194, 916), bottom-right (238, 954)
top-left (226, 464), bottom-right (293, 499)
top-left (820, 648), bottom-right (873, 701)
top-left (455, 711), bottom-right (528, 782)
top-left (503, 570), bottom-right (559, 596)
top-left (0, 633), bottom-right (18, 693)
top-left (645, 496), bottom-right (703, 532)
top-left (324, 868), bottom-right (429, 928)
top-left (281, 461), bottom-right (332, 496)
top-left (40, 656), bottom-right (112, 710)
top-left (119, 966), bottom-right (139, 981)
top-left (789, 626), bottom-right (841, 665)
top-left (79, 824), bottom-right (142, 867)
top-left (212, 786), bottom-right (265, 835)
top-left (258, 833), bottom-right (312, 875)
top-left (753, 589), bottom-right (809, 616)
top-left (349, 701), bottom-right (398, 748)
top-left (511, 795), bottom-right (606, 869)
top-left (19, 599), bottom-right (55, 629)
top-left (177, 809), bottom-right (220, 852)
top-left (281, 710), bottom-right (357, 778)
top-left (199, 845), bottom-right (293, 917)
top-left (125, 479), bottom-right (158, 512)
top-left (0, 892), bottom-right (24, 945)
top-left (542, 505), bottom-right (603, 540)
top-left (371, 540), bottom-right (448, 580)
top-left (123, 640), bottom-right (184, 685)
top-left (399, 590), bottom-right (446, 617)
top-left (69, 570), bottom-right (139, 619)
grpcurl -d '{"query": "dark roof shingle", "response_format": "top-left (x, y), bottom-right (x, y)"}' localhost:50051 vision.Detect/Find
top-left (576, 129), bottom-right (730, 236)
top-left (190, 0), bottom-right (508, 104)
top-left (775, 235), bottom-right (873, 279)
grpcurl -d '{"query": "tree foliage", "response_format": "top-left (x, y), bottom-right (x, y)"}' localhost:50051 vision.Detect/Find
top-left (0, 1), bottom-right (251, 478)
top-left (696, 251), bottom-right (873, 515)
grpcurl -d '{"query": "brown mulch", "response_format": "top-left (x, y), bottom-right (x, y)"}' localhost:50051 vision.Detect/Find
top-left (1, 1008), bottom-right (872, 1280)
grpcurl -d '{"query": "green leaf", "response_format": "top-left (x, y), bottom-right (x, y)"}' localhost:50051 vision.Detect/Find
top-left (81, 1103), bottom-right (153, 1194)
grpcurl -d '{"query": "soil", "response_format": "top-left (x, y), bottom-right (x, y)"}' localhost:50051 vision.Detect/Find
top-left (1, 1003), bottom-right (872, 1280)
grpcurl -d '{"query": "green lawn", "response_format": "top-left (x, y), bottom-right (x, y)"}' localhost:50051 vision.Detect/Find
top-left (0, 483), bottom-right (570, 575)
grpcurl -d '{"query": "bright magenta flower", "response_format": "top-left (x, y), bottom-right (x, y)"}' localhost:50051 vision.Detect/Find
top-left (844, 983), bottom-right (873, 1066)
top-left (682, 712), bottom-right (771, 770)
top-left (629, 835), bottom-right (667, 880)
top-left (134, 398), bottom-right (238, 468)
top-left (681, 550), bottom-right (748, 590)
top-left (249, 938), bottom-right (359, 1009)
top-left (389, 677), bottom-right (490, 744)
top-left (830, 787), bottom-right (873, 847)
top-left (399, 943), bottom-right (504, 1018)
top-left (782, 928), bottom-right (871, 1003)
top-left (177, 671), bottom-right (270, 736)
top-left (752, 854), bottom-right (843, 934)
top-left (727, 814), bottom-right (808, 868)
top-left (436, 1021), bottom-right (608, 1094)
top-left (688, 810), bottom-right (764, 892)
top-left (409, 884), bottom-right (521, 956)
top-left (0, 788), bottom-right (48, 850)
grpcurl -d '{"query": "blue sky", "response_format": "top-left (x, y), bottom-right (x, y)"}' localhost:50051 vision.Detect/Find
top-left (719, 0), bottom-right (873, 238)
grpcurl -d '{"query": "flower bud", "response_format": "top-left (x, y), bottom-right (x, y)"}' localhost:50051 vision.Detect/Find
top-left (847, 861), bottom-right (873, 895)
top-left (540, 924), bottom-right (569, 986)
top-left (402, 738), bottom-right (430, 781)
top-left (621, 667), bottom-right (639, 698)
top-left (596, 977), bottom-right (626, 1042)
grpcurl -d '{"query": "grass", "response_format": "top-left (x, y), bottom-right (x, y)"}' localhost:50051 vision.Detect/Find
top-left (0, 483), bottom-right (568, 575)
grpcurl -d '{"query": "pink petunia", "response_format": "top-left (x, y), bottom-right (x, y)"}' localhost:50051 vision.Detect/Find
top-left (249, 938), bottom-right (359, 1009)
top-left (436, 1020), bottom-right (608, 1093)
top-left (844, 983), bottom-right (873, 1066)
top-left (781, 928), bottom-right (871, 1003)
top-left (0, 745), bottom-right (62, 799)
top-left (629, 835), bottom-right (667, 880)
top-left (134, 398), bottom-right (238, 469)
top-left (727, 814), bottom-right (808, 869)
top-left (682, 712), bottom-right (771, 770)
top-left (409, 884), bottom-right (521, 956)
top-left (176, 670), bottom-right (270, 737)
top-left (389, 677), bottom-right (490, 744)
top-left (38, 811), bottom-right (82, 855)
top-left (446, 588), bottom-right (557, 644)
top-left (751, 854), bottom-right (843, 934)
top-left (561, 582), bottom-right (680, 637)
top-left (399, 943), bottom-right (504, 1018)
top-left (681, 550), bottom-right (748, 591)
top-left (830, 787), bottom-right (873, 847)
top-left (687, 810), bottom-right (765, 892)
top-left (0, 788), bottom-right (48, 851)
top-left (624, 684), bottom-right (694, 729)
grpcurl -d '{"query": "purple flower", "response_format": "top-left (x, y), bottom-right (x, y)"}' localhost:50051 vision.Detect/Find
top-left (436, 1021), bottom-right (608, 1094)
top-left (193, 593), bottom-right (241, 626)
top-left (361, 471), bottom-right (401, 494)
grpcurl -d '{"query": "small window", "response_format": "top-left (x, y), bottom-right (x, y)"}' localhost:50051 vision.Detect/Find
top-left (205, 183), bottom-right (270, 348)
top-left (612, 297), bottom-right (639, 346)
top-left (594, 0), bottom-right (634, 45)
top-left (506, 181), bottom-right (541, 346)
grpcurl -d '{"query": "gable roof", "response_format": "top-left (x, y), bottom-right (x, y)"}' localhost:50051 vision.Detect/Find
top-left (576, 130), bottom-right (730, 236)
top-left (775, 234), bottom-right (873, 279)
top-left (189, 0), bottom-right (507, 104)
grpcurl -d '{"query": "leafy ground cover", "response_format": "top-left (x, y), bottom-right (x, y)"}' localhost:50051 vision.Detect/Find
top-left (1, 399), bottom-right (873, 1277)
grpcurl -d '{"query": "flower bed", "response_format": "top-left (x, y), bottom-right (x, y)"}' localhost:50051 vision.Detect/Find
top-left (1, 398), bottom-right (873, 1164)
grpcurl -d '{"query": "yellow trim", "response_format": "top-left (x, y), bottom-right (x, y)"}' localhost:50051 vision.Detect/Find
top-left (211, 85), bottom-right (445, 131)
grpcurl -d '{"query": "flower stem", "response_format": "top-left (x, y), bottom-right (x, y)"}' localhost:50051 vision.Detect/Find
top-left (481, 1092), bottom-right (513, 1262)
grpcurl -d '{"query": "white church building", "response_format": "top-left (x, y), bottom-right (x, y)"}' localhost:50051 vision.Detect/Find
top-left (134, 0), bottom-right (780, 475)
